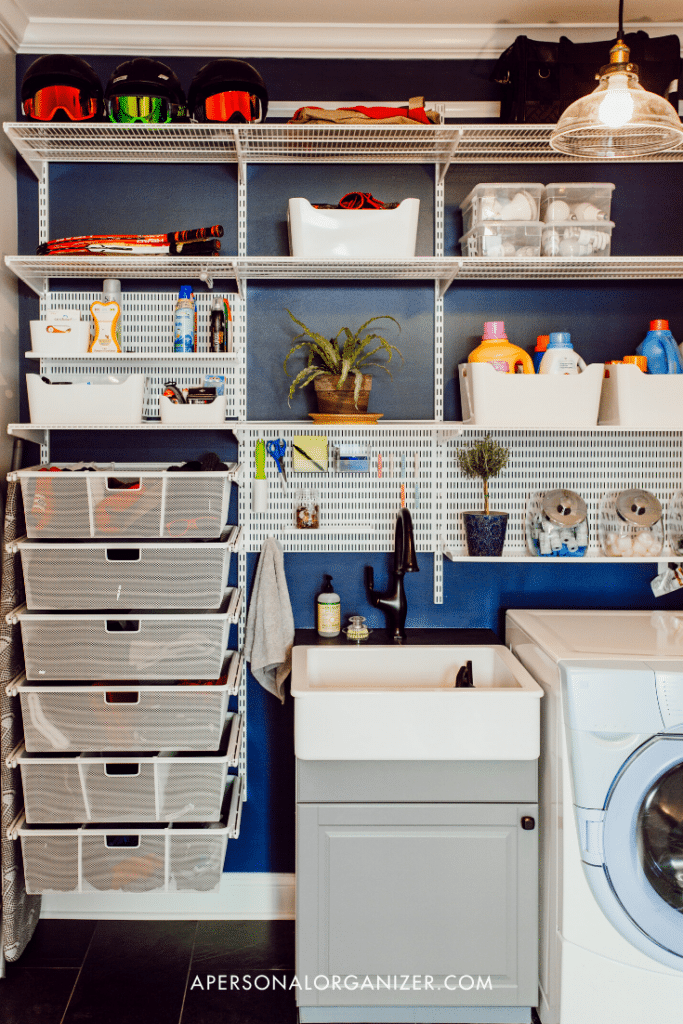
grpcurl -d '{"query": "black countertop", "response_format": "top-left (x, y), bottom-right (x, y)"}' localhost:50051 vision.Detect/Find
top-left (294, 627), bottom-right (499, 647)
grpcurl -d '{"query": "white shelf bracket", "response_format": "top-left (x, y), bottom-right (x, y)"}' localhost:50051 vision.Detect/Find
top-left (435, 127), bottom-right (463, 185)
top-left (435, 427), bottom-right (464, 445)
top-left (233, 126), bottom-right (246, 184)
top-left (438, 261), bottom-right (462, 299)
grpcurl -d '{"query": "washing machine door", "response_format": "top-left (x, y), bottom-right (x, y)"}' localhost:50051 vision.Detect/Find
top-left (599, 735), bottom-right (683, 968)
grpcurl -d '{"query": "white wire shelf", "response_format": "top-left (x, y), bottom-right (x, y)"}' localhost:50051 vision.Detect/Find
top-left (443, 546), bottom-right (676, 563)
top-left (9, 255), bottom-right (683, 296)
top-left (6, 122), bottom-right (683, 178)
top-left (25, 351), bottom-right (239, 360)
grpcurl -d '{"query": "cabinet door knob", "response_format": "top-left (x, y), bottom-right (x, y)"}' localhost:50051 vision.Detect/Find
top-left (521, 816), bottom-right (536, 830)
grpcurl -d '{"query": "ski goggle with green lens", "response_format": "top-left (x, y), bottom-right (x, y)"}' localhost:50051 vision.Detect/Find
top-left (107, 95), bottom-right (185, 124)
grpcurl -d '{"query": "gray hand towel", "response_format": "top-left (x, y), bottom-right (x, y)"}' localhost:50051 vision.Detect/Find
top-left (244, 537), bottom-right (294, 702)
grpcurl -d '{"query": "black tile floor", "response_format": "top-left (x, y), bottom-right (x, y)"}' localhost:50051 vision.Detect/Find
top-left (1, 918), bottom-right (544, 1024)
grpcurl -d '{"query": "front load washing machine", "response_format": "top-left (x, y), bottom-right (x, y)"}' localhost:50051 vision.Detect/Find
top-left (505, 609), bottom-right (683, 1024)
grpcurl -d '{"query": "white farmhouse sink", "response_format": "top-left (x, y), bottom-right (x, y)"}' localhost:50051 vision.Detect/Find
top-left (291, 645), bottom-right (542, 761)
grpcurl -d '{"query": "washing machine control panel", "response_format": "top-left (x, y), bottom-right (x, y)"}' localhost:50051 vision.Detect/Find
top-left (651, 668), bottom-right (683, 730)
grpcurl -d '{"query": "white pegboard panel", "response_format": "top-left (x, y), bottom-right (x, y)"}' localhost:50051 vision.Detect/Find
top-left (242, 426), bottom-right (436, 553)
top-left (38, 290), bottom-right (244, 420)
top-left (444, 429), bottom-right (683, 558)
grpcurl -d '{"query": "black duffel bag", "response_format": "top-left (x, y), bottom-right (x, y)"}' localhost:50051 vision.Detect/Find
top-left (491, 31), bottom-right (681, 124)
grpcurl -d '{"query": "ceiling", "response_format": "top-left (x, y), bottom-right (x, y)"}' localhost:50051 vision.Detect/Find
top-left (1, 0), bottom-right (682, 57)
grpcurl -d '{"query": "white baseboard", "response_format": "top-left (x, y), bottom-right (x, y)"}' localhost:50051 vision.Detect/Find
top-left (39, 872), bottom-right (295, 920)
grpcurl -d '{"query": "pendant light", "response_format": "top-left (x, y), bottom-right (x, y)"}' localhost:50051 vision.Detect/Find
top-left (549, 0), bottom-right (683, 158)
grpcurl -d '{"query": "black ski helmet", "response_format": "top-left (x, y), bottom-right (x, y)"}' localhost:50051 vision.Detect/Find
top-left (188, 59), bottom-right (268, 123)
top-left (105, 58), bottom-right (186, 117)
top-left (21, 54), bottom-right (103, 121)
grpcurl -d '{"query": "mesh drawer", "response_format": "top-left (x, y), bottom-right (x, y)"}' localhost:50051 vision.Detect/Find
top-left (14, 714), bottom-right (242, 823)
top-left (11, 652), bottom-right (241, 752)
top-left (12, 588), bottom-right (241, 680)
top-left (12, 462), bottom-right (238, 540)
top-left (15, 529), bottom-right (240, 611)
top-left (13, 777), bottom-right (242, 894)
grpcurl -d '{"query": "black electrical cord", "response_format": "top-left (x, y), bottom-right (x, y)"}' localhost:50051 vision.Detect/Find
top-left (618, 0), bottom-right (624, 40)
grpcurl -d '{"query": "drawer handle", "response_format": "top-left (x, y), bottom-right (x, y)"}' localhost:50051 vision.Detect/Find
top-left (104, 763), bottom-right (140, 776)
top-left (105, 477), bottom-right (141, 491)
top-left (105, 835), bottom-right (140, 848)
top-left (105, 620), bottom-right (140, 632)
top-left (104, 691), bottom-right (140, 704)
top-left (105, 548), bottom-right (141, 561)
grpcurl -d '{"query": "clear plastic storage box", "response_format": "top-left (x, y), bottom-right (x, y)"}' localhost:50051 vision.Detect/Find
top-left (10, 776), bottom-right (243, 894)
top-left (13, 528), bottom-right (240, 611)
top-left (459, 221), bottom-right (542, 258)
top-left (10, 590), bottom-right (242, 680)
top-left (541, 220), bottom-right (614, 257)
top-left (459, 182), bottom-right (543, 236)
top-left (11, 714), bottom-right (242, 824)
top-left (599, 489), bottom-right (664, 557)
top-left (12, 463), bottom-right (238, 540)
top-left (8, 652), bottom-right (242, 752)
top-left (541, 182), bottom-right (615, 223)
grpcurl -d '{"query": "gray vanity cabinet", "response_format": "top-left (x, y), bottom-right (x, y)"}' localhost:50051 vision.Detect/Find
top-left (296, 760), bottom-right (539, 1019)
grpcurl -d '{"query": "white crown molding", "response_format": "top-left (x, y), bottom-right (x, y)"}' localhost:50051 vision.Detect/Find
top-left (0, 0), bottom-right (28, 51)
top-left (13, 20), bottom-right (683, 58)
top-left (39, 871), bottom-right (296, 920)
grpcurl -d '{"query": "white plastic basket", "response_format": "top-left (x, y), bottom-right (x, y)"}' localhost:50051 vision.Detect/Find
top-left (13, 527), bottom-right (240, 611)
top-left (27, 373), bottom-right (146, 425)
top-left (12, 462), bottom-right (238, 540)
top-left (288, 197), bottom-right (420, 258)
top-left (9, 590), bottom-right (242, 681)
top-left (9, 776), bottom-right (243, 894)
top-left (598, 362), bottom-right (683, 428)
top-left (10, 714), bottom-right (242, 824)
top-left (459, 362), bottom-right (604, 428)
top-left (7, 652), bottom-right (241, 752)
top-left (159, 394), bottom-right (228, 424)
top-left (30, 321), bottom-right (91, 355)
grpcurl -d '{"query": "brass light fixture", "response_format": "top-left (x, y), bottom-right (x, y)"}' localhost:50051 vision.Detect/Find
top-left (550, 0), bottom-right (683, 158)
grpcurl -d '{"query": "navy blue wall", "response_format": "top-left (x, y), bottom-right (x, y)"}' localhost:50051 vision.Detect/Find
top-left (14, 54), bottom-right (683, 874)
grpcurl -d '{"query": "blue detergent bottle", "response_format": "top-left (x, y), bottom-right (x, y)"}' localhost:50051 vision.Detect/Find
top-left (636, 319), bottom-right (683, 374)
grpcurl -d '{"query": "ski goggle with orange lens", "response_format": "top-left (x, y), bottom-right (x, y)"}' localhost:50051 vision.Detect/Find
top-left (23, 84), bottom-right (99, 121)
top-left (107, 95), bottom-right (185, 124)
top-left (196, 91), bottom-right (263, 123)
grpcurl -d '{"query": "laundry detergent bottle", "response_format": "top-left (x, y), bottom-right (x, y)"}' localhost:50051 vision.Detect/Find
top-left (538, 332), bottom-right (586, 374)
top-left (468, 321), bottom-right (534, 374)
top-left (637, 319), bottom-right (683, 374)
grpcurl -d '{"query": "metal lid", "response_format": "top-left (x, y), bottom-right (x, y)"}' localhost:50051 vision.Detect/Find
top-left (616, 488), bottom-right (662, 526)
top-left (542, 488), bottom-right (587, 526)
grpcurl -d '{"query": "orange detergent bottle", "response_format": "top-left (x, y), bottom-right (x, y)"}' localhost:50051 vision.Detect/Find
top-left (468, 321), bottom-right (535, 374)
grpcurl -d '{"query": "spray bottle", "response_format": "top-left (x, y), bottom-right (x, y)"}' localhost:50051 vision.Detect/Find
top-left (174, 285), bottom-right (196, 353)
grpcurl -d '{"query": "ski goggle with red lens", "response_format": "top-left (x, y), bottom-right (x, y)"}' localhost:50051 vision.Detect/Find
top-left (195, 91), bottom-right (263, 123)
top-left (107, 95), bottom-right (185, 124)
top-left (23, 84), bottom-right (99, 122)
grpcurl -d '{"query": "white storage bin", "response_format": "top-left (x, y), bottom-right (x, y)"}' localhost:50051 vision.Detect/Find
top-left (11, 776), bottom-right (242, 894)
top-left (27, 373), bottom-right (146, 425)
top-left (460, 183), bottom-right (543, 236)
top-left (11, 714), bottom-right (242, 823)
top-left (10, 588), bottom-right (242, 681)
top-left (458, 362), bottom-right (604, 428)
top-left (30, 320), bottom-right (90, 355)
top-left (13, 462), bottom-right (238, 540)
top-left (14, 528), bottom-right (240, 612)
top-left (159, 393), bottom-right (228, 424)
top-left (459, 221), bottom-right (542, 258)
top-left (288, 197), bottom-right (420, 258)
top-left (8, 651), bottom-right (241, 752)
top-left (541, 220), bottom-right (614, 257)
top-left (598, 362), bottom-right (683, 428)
top-left (541, 182), bottom-right (615, 223)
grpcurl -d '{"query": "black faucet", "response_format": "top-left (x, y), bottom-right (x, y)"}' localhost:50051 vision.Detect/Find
top-left (365, 507), bottom-right (420, 642)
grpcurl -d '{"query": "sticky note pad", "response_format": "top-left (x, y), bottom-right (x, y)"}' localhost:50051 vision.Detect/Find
top-left (291, 435), bottom-right (328, 473)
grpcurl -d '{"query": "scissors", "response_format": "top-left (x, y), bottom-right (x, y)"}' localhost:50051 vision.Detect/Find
top-left (266, 438), bottom-right (287, 489)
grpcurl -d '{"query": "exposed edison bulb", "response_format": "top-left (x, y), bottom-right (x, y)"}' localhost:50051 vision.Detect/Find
top-left (598, 72), bottom-right (635, 128)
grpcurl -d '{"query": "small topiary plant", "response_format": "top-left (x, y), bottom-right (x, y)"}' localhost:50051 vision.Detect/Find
top-left (456, 434), bottom-right (510, 515)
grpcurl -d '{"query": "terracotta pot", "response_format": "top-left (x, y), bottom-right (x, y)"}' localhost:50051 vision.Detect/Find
top-left (463, 511), bottom-right (508, 557)
top-left (314, 374), bottom-right (372, 414)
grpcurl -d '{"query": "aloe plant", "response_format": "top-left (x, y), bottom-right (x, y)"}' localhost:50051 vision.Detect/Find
top-left (284, 309), bottom-right (404, 407)
top-left (456, 434), bottom-right (510, 515)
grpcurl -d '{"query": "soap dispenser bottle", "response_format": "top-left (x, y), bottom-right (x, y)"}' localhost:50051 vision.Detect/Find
top-left (317, 575), bottom-right (340, 638)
